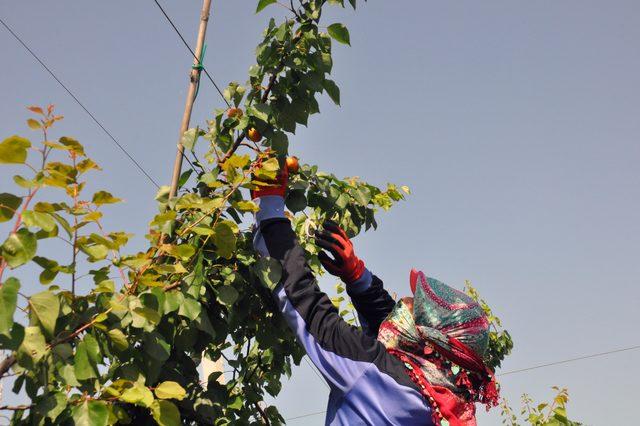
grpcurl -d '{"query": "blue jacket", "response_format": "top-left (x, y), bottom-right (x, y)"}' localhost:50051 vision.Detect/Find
top-left (254, 197), bottom-right (433, 425)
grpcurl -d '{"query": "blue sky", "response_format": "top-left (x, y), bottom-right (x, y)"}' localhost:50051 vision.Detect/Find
top-left (1, 1), bottom-right (639, 424)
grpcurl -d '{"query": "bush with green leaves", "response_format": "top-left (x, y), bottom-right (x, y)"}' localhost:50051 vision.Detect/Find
top-left (500, 387), bottom-right (582, 426)
top-left (0, 1), bottom-right (414, 424)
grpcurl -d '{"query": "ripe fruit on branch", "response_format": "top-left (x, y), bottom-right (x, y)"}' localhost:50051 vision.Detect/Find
top-left (247, 128), bottom-right (262, 142)
top-left (286, 156), bottom-right (300, 174)
top-left (227, 107), bottom-right (243, 118)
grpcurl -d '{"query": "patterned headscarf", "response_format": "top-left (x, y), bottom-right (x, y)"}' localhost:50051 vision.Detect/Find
top-left (377, 269), bottom-right (499, 426)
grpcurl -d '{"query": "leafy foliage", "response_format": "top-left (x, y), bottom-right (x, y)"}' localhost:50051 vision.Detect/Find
top-left (0, 1), bottom-right (411, 424)
top-left (465, 280), bottom-right (514, 371)
top-left (500, 387), bottom-right (582, 426)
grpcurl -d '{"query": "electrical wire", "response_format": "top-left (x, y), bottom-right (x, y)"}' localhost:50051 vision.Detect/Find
top-left (284, 344), bottom-right (640, 422)
top-left (304, 356), bottom-right (330, 390)
top-left (0, 16), bottom-right (161, 189)
top-left (150, 0), bottom-right (231, 108)
top-left (497, 344), bottom-right (640, 377)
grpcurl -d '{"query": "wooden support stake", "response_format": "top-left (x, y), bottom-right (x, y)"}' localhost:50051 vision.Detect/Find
top-left (165, 0), bottom-right (225, 384)
top-left (169, 0), bottom-right (212, 198)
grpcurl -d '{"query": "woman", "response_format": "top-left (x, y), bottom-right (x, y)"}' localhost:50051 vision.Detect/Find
top-left (252, 168), bottom-right (499, 426)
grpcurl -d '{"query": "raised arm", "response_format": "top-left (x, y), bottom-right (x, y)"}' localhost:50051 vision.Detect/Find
top-left (315, 221), bottom-right (396, 336)
top-left (252, 176), bottom-right (389, 394)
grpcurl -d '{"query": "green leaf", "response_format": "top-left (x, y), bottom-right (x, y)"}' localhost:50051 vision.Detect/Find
top-left (256, 0), bottom-right (277, 13)
top-left (228, 396), bottom-right (243, 410)
top-left (213, 220), bottom-right (238, 259)
top-left (232, 200), bottom-right (259, 212)
top-left (59, 136), bottom-right (86, 157)
top-left (13, 174), bottom-right (36, 189)
top-left (350, 186), bottom-right (371, 206)
top-left (286, 189), bottom-right (307, 212)
top-left (254, 257), bottom-right (282, 290)
top-left (151, 400), bottom-right (181, 426)
top-left (181, 128), bottom-right (200, 151)
top-left (72, 400), bottom-right (109, 426)
top-left (327, 23), bottom-right (351, 45)
top-left (150, 211), bottom-right (176, 234)
top-left (162, 243), bottom-right (196, 261)
top-left (82, 244), bottom-right (109, 261)
top-left (247, 103), bottom-right (272, 123)
top-left (22, 211), bottom-right (56, 231)
top-left (178, 297), bottom-right (201, 321)
top-left (2, 228), bottom-right (37, 268)
top-left (218, 286), bottom-right (239, 306)
top-left (163, 291), bottom-right (184, 313)
top-left (133, 307), bottom-right (161, 326)
top-left (107, 328), bottom-right (129, 351)
top-left (120, 382), bottom-right (154, 407)
top-left (33, 392), bottom-right (66, 423)
top-left (27, 118), bottom-right (41, 129)
top-left (60, 364), bottom-right (81, 386)
top-left (0, 277), bottom-right (20, 336)
top-left (335, 193), bottom-right (349, 210)
top-left (154, 381), bottom-right (186, 400)
top-left (92, 191), bottom-right (122, 205)
top-left (253, 157), bottom-right (280, 181)
top-left (143, 331), bottom-right (171, 361)
top-left (77, 158), bottom-right (101, 174)
top-left (323, 79), bottom-right (341, 106)
top-left (0, 135), bottom-right (31, 164)
top-left (17, 326), bottom-right (46, 367)
top-left (74, 338), bottom-right (98, 380)
top-left (0, 193), bottom-right (22, 223)
top-left (29, 290), bottom-right (59, 336)
top-left (269, 132), bottom-right (289, 155)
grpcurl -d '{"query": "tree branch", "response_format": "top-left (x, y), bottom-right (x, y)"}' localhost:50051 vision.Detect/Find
top-left (0, 355), bottom-right (16, 378)
top-left (218, 32), bottom-right (302, 165)
top-left (254, 402), bottom-right (271, 426)
top-left (0, 404), bottom-right (32, 411)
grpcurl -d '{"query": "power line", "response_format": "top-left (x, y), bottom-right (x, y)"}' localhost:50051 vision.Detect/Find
top-left (304, 356), bottom-right (330, 390)
top-left (285, 344), bottom-right (640, 422)
top-left (0, 16), bottom-right (161, 189)
top-left (151, 0), bottom-right (230, 108)
top-left (497, 344), bottom-right (640, 377)
top-left (286, 410), bottom-right (326, 421)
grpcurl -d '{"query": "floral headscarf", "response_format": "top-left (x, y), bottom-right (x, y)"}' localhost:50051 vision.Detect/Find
top-left (377, 269), bottom-right (499, 426)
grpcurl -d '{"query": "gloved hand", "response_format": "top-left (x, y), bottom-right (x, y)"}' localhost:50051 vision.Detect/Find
top-left (250, 160), bottom-right (289, 199)
top-left (314, 220), bottom-right (365, 284)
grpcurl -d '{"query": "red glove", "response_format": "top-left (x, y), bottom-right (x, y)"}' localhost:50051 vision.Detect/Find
top-left (250, 162), bottom-right (288, 199)
top-left (314, 220), bottom-right (365, 284)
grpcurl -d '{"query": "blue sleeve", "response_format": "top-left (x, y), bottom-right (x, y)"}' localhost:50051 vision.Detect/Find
top-left (347, 272), bottom-right (397, 337)
top-left (253, 196), bottom-right (390, 394)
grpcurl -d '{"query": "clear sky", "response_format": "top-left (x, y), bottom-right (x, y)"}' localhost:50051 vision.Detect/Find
top-left (1, 1), bottom-right (639, 424)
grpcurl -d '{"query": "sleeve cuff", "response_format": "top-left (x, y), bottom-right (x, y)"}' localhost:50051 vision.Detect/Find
top-left (347, 268), bottom-right (372, 295)
top-left (255, 195), bottom-right (285, 224)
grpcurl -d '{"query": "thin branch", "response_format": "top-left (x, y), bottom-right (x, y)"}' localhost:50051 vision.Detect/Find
top-left (48, 308), bottom-right (113, 348)
top-left (71, 152), bottom-right (79, 295)
top-left (0, 404), bottom-right (32, 411)
top-left (254, 402), bottom-right (271, 426)
top-left (239, 142), bottom-right (262, 153)
top-left (275, 1), bottom-right (294, 13)
top-left (219, 31), bottom-right (303, 164)
top-left (0, 355), bottom-right (16, 378)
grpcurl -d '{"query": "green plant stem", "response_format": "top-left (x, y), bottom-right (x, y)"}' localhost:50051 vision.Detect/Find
top-left (71, 153), bottom-right (79, 295)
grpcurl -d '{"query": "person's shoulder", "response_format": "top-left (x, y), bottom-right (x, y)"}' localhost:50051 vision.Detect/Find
top-left (368, 344), bottom-right (422, 393)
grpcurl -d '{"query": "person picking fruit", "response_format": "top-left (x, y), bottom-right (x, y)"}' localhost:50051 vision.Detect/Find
top-left (251, 161), bottom-right (499, 426)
